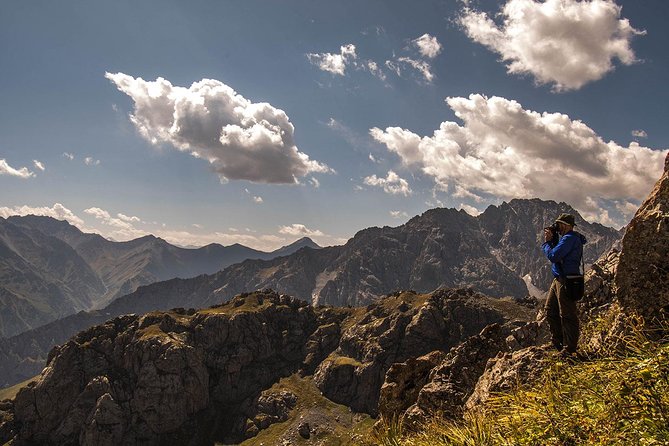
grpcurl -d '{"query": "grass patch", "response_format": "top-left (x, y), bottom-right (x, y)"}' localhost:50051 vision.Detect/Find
top-left (199, 293), bottom-right (276, 316)
top-left (0, 376), bottom-right (38, 401)
top-left (366, 313), bottom-right (669, 446)
top-left (234, 374), bottom-right (374, 446)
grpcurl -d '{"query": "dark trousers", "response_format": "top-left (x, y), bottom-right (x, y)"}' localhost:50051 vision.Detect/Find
top-left (545, 278), bottom-right (580, 353)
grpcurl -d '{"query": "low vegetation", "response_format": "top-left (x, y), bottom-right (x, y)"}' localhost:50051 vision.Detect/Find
top-left (366, 313), bottom-right (669, 446)
top-left (235, 374), bottom-right (374, 446)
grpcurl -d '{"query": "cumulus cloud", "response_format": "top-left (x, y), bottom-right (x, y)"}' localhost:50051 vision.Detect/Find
top-left (459, 203), bottom-right (482, 216)
top-left (631, 129), bottom-right (647, 139)
top-left (363, 171), bottom-right (412, 196)
top-left (63, 152), bottom-right (75, 160)
top-left (307, 44), bottom-right (358, 75)
top-left (0, 203), bottom-right (85, 228)
top-left (0, 159), bottom-right (35, 179)
top-left (278, 224), bottom-right (324, 237)
top-left (370, 94), bottom-right (667, 227)
top-left (390, 210), bottom-right (409, 219)
top-left (117, 213), bottom-right (141, 223)
top-left (84, 157), bottom-right (100, 166)
top-left (459, 0), bottom-right (645, 91)
top-left (309, 177), bottom-right (320, 188)
top-left (33, 160), bottom-right (45, 171)
top-left (413, 33), bottom-right (442, 58)
top-left (253, 196), bottom-right (263, 203)
top-left (106, 72), bottom-right (331, 184)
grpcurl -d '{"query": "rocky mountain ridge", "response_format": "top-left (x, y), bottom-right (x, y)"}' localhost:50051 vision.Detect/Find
top-left (0, 215), bottom-right (319, 337)
top-left (0, 198), bottom-right (619, 388)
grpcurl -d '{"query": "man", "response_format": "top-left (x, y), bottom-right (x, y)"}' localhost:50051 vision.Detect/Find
top-left (542, 213), bottom-right (587, 356)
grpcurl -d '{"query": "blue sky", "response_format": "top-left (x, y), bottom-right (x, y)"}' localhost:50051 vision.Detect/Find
top-left (1, 0), bottom-right (667, 249)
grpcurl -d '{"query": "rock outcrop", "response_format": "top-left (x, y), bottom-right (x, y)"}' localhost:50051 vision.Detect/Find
top-left (616, 155), bottom-right (669, 325)
top-left (313, 289), bottom-right (521, 416)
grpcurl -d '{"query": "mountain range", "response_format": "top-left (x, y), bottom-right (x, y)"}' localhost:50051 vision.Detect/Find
top-left (0, 198), bottom-right (621, 388)
top-left (0, 215), bottom-right (319, 338)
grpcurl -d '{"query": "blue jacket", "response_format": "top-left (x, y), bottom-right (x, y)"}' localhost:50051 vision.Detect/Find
top-left (542, 230), bottom-right (587, 278)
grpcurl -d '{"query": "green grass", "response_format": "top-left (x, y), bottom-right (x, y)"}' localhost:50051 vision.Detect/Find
top-left (232, 374), bottom-right (374, 446)
top-left (366, 312), bottom-right (669, 446)
top-left (0, 376), bottom-right (38, 401)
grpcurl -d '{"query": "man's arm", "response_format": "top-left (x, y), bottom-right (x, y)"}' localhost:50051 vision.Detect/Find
top-left (543, 234), bottom-right (575, 263)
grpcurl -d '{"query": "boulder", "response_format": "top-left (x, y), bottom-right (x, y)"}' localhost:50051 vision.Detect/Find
top-left (465, 346), bottom-right (548, 411)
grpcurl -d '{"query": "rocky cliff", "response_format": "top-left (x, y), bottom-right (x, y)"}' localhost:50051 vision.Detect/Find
top-left (615, 155), bottom-right (669, 325)
top-left (0, 288), bottom-right (531, 445)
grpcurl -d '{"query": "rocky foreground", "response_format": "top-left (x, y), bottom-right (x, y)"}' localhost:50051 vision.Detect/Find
top-left (0, 287), bottom-right (534, 445)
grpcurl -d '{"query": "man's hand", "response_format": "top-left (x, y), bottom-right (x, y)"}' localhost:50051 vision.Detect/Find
top-left (544, 228), bottom-right (554, 243)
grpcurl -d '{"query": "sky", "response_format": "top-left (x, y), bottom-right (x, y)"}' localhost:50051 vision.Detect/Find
top-left (1, 0), bottom-right (668, 250)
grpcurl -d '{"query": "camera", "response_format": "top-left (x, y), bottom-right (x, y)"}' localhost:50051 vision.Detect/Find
top-left (544, 222), bottom-right (559, 245)
top-left (544, 222), bottom-right (559, 233)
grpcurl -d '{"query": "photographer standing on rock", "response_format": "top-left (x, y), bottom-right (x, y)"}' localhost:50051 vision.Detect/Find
top-left (542, 213), bottom-right (587, 357)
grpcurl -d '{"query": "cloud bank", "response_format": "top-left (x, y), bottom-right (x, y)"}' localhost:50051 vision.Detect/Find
top-left (371, 94), bottom-right (667, 226)
top-left (459, 0), bottom-right (644, 91)
top-left (106, 73), bottom-right (331, 184)
top-left (363, 170), bottom-right (412, 196)
top-left (0, 203), bottom-right (85, 227)
top-left (0, 159), bottom-right (35, 179)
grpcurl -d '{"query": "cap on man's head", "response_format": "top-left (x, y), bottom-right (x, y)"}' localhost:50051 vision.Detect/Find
top-left (555, 213), bottom-right (576, 227)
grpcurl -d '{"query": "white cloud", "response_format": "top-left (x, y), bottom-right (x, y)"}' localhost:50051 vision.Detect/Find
top-left (192, 223), bottom-right (203, 229)
top-left (364, 60), bottom-right (387, 81)
top-left (385, 60), bottom-right (402, 77)
top-left (244, 188), bottom-right (264, 203)
top-left (0, 159), bottom-right (35, 179)
top-left (107, 73), bottom-right (331, 184)
top-left (370, 94), bottom-right (668, 228)
top-left (307, 44), bottom-right (358, 76)
top-left (0, 203), bottom-right (86, 228)
top-left (84, 206), bottom-right (145, 240)
top-left (278, 223), bottom-right (324, 237)
top-left (63, 152), bottom-right (75, 160)
top-left (631, 129), bottom-right (647, 139)
top-left (33, 160), bottom-right (45, 171)
top-left (84, 157), bottom-right (100, 166)
top-left (309, 177), bottom-right (320, 188)
top-left (413, 34), bottom-right (442, 58)
top-left (394, 57), bottom-right (435, 83)
top-left (459, 0), bottom-right (645, 91)
top-left (363, 170), bottom-right (412, 196)
top-left (117, 213), bottom-right (141, 223)
top-left (390, 210), bottom-right (409, 219)
top-left (459, 203), bottom-right (482, 216)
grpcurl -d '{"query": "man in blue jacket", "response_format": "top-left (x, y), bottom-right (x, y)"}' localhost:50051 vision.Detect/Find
top-left (542, 213), bottom-right (587, 356)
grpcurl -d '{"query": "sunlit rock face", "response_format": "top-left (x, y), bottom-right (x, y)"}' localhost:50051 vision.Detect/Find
top-left (615, 154), bottom-right (669, 325)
